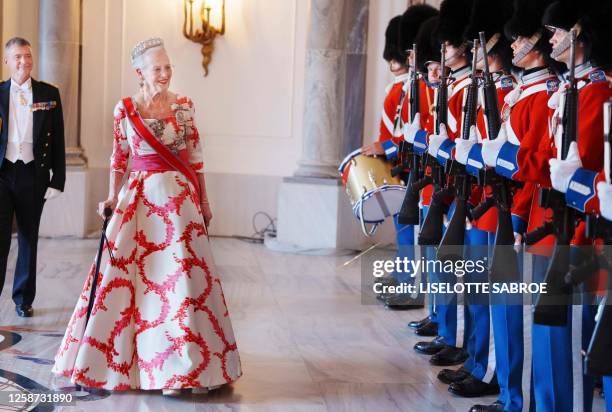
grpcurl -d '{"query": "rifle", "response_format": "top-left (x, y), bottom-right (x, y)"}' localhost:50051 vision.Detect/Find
top-left (582, 100), bottom-right (612, 377)
top-left (470, 31), bottom-right (522, 282)
top-left (418, 43), bottom-right (454, 245)
top-left (436, 38), bottom-right (480, 262)
top-left (396, 43), bottom-right (424, 225)
top-left (524, 29), bottom-right (579, 326)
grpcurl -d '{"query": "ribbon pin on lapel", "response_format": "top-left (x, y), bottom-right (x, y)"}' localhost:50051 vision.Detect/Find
top-left (30, 101), bottom-right (57, 112)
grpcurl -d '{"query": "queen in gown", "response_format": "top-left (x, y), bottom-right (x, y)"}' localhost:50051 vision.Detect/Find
top-left (52, 38), bottom-right (242, 394)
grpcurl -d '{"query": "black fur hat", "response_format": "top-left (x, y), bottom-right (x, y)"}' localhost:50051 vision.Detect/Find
top-left (542, 0), bottom-right (593, 31)
top-left (583, 0), bottom-right (612, 69)
top-left (398, 4), bottom-right (439, 61)
top-left (504, 0), bottom-right (553, 39)
top-left (505, 0), bottom-right (557, 65)
top-left (542, 0), bottom-right (611, 69)
top-left (464, 0), bottom-right (514, 70)
top-left (383, 15), bottom-right (403, 62)
top-left (416, 16), bottom-right (441, 72)
top-left (438, 0), bottom-right (474, 47)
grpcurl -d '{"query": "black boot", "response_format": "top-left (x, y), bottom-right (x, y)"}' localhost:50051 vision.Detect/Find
top-left (448, 375), bottom-right (500, 398)
top-left (415, 321), bottom-right (438, 336)
top-left (469, 401), bottom-right (505, 412)
top-left (429, 346), bottom-right (468, 366)
top-left (408, 316), bottom-right (430, 329)
top-left (383, 294), bottom-right (423, 310)
top-left (437, 367), bottom-right (470, 384)
top-left (414, 336), bottom-right (446, 355)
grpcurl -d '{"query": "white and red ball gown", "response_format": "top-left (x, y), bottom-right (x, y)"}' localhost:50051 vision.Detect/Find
top-left (52, 96), bottom-right (242, 390)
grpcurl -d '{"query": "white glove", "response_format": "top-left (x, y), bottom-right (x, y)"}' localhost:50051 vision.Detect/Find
top-left (427, 124), bottom-right (449, 158)
top-left (597, 181), bottom-right (612, 221)
top-left (482, 126), bottom-right (508, 167)
top-left (454, 126), bottom-right (478, 165)
top-left (549, 142), bottom-right (581, 193)
top-left (44, 187), bottom-right (61, 200)
top-left (403, 113), bottom-right (421, 144)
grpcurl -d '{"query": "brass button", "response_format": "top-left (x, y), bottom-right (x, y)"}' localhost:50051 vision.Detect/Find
top-left (47, 132), bottom-right (50, 136)
top-left (41, 163), bottom-right (45, 167)
top-left (45, 143), bottom-right (49, 147)
top-left (43, 153), bottom-right (47, 157)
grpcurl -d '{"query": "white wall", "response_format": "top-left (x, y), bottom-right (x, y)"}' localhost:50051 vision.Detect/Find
top-left (1, 0), bottom-right (39, 79)
top-left (1, 0), bottom-right (441, 238)
top-left (81, 0), bottom-right (308, 178)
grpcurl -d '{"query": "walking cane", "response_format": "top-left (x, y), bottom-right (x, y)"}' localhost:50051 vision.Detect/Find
top-left (75, 207), bottom-right (114, 393)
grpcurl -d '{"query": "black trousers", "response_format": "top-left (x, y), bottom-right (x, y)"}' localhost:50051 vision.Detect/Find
top-left (0, 160), bottom-right (45, 306)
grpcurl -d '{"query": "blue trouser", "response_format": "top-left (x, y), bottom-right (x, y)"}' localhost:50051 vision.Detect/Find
top-left (421, 205), bottom-right (437, 324)
top-left (489, 232), bottom-right (525, 412)
top-left (433, 222), bottom-right (460, 346)
top-left (392, 215), bottom-right (415, 286)
top-left (462, 227), bottom-right (493, 382)
top-left (605, 376), bottom-right (612, 411)
top-left (531, 252), bottom-right (596, 412)
top-left (531, 254), bottom-right (572, 412)
top-left (434, 200), bottom-right (475, 348)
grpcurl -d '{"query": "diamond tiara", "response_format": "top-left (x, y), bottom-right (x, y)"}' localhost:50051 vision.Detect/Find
top-left (130, 37), bottom-right (164, 63)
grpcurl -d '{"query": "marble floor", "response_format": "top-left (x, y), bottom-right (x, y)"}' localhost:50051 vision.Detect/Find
top-left (0, 238), bottom-right (605, 411)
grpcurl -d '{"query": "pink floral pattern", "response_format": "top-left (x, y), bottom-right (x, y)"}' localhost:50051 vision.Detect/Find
top-left (52, 96), bottom-right (241, 390)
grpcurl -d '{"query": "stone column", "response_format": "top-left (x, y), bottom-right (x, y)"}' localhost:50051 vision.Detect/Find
top-left (38, 0), bottom-right (91, 238)
top-left (38, 0), bottom-right (86, 166)
top-left (342, 0), bottom-right (369, 156)
top-left (269, 0), bottom-right (398, 252)
top-left (292, 0), bottom-right (370, 177)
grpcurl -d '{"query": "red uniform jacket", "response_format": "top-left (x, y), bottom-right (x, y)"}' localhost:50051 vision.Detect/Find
top-left (444, 67), bottom-right (485, 224)
top-left (378, 73), bottom-right (410, 145)
top-left (476, 74), bottom-right (517, 233)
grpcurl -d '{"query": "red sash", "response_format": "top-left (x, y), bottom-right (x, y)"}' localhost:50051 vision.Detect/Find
top-left (122, 97), bottom-right (200, 197)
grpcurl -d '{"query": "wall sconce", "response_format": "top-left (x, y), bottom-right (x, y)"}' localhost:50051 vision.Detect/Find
top-left (183, 0), bottom-right (226, 76)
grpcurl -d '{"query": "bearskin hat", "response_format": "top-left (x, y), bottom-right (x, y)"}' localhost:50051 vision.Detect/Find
top-left (505, 0), bottom-right (558, 69)
top-left (438, 0), bottom-right (474, 47)
top-left (416, 16), bottom-right (441, 72)
top-left (398, 4), bottom-right (439, 62)
top-left (505, 0), bottom-right (554, 39)
top-left (463, 0), bottom-right (514, 70)
top-left (543, 0), bottom-right (612, 69)
top-left (383, 15), bottom-right (403, 62)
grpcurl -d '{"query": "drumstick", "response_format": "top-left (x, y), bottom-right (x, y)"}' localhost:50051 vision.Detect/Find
top-left (339, 224), bottom-right (415, 268)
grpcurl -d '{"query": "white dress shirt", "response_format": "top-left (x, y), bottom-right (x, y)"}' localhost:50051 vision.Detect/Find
top-left (5, 77), bottom-right (34, 163)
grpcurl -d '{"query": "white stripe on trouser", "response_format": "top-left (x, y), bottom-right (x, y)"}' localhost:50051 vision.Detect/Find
top-left (522, 252), bottom-right (533, 410)
top-left (483, 308), bottom-right (497, 383)
top-left (456, 301), bottom-right (465, 348)
top-left (572, 304), bottom-right (584, 412)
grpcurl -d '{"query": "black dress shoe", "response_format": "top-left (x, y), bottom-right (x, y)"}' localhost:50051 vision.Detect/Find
top-left (415, 321), bottom-right (438, 337)
top-left (437, 367), bottom-right (470, 384)
top-left (15, 305), bottom-right (33, 318)
top-left (414, 337), bottom-right (447, 355)
top-left (469, 401), bottom-right (505, 412)
top-left (448, 375), bottom-right (500, 398)
top-left (383, 294), bottom-right (424, 310)
top-left (429, 346), bottom-right (468, 366)
top-left (408, 316), bottom-right (430, 329)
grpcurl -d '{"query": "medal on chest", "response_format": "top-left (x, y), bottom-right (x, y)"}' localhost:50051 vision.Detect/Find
top-left (18, 92), bottom-right (27, 106)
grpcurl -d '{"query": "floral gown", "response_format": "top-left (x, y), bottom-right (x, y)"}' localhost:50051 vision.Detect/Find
top-left (52, 96), bottom-right (242, 390)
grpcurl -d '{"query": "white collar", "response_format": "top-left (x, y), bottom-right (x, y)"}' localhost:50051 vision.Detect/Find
top-left (394, 73), bottom-right (411, 84)
top-left (10, 77), bottom-right (32, 93)
top-left (564, 62), bottom-right (594, 81)
top-left (520, 68), bottom-right (554, 86)
top-left (451, 66), bottom-right (471, 81)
